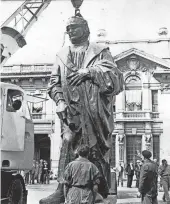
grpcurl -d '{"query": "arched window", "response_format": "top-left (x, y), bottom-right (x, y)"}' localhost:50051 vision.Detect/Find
top-left (125, 75), bottom-right (142, 111)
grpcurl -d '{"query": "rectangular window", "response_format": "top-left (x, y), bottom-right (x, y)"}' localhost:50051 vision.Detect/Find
top-left (6, 89), bottom-right (23, 112)
top-left (126, 135), bottom-right (142, 164)
top-left (110, 135), bottom-right (116, 167)
top-left (125, 90), bottom-right (142, 111)
top-left (152, 90), bottom-right (158, 112)
top-left (153, 135), bottom-right (160, 163)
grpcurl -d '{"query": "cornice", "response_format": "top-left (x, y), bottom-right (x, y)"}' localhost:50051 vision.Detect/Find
top-left (114, 48), bottom-right (170, 69)
top-left (0, 74), bottom-right (51, 79)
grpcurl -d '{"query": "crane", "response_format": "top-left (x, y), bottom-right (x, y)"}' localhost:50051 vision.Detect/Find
top-left (1, 0), bottom-right (52, 66)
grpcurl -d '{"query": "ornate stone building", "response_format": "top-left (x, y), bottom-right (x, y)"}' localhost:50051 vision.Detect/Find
top-left (1, 38), bottom-right (170, 173)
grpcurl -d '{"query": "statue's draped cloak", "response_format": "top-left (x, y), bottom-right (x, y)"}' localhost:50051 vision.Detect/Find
top-left (48, 42), bottom-right (123, 182)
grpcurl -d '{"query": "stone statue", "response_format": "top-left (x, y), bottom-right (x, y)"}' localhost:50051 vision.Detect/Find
top-left (40, 14), bottom-right (123, 204)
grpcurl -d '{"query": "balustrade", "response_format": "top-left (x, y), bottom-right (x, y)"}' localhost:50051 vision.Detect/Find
top-left (1, 64), bottom-right (53, 74)
top-left (151, 112), bottom-right (160, 118)
top-left (31, 112), bottom-right (55, 121)
top-left (115, 111), bottom-right (159, 121)
top-left (123, 111), bottom-right (146, 118)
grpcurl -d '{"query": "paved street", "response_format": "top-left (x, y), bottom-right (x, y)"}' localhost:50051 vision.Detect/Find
top-left (27, 180), bottom-right (58, 204)
top-left (27, 180), bottom-right (166, 204)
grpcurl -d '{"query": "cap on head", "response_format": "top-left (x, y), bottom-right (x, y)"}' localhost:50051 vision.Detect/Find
top-left (142, 150), bottom-right (152, 159)
top-left (137, 160), bottom-right (140, 163)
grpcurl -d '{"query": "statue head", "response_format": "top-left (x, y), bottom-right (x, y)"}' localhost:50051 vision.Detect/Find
top-left (66, 15), bottom-right (90, 45)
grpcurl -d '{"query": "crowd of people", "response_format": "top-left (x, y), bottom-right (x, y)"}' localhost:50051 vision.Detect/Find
top-left (24, 159), bottom-right (50, 185)
top-left (115, 151), bottom-right (170, 203)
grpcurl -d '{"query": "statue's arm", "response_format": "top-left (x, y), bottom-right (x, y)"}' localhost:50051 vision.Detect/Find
top-left (89, 48), bottom-right (124, 95)
top-left (48, 57), bottom-right (67, 119)
top-left (48, 56), bottom-right (65, 103)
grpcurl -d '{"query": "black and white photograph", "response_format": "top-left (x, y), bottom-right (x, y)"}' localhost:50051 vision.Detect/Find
top-left (1, 0), bottom-right (170, 203)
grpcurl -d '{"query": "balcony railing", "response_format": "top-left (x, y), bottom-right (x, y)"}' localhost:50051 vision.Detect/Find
top-left (123, 112), bottom-right (146, 118)
top-left (115, 111), bottom-right (160, 121)
top-left (151, 112), bottom-right (160, 119)
top-left (1, 64), bottom-right (53, 74)
top-left (31, 113), bottom-right (55, 121)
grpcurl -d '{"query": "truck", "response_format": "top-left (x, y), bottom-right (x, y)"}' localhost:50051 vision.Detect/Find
top-left (1, 82), bottom-right (34, 203)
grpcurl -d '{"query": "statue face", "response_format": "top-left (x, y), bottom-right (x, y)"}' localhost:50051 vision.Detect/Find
top-left (67, 24), bottom-right (84, 43)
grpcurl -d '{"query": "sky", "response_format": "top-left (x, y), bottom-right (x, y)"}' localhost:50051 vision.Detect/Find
top-left (0, 0), bottom-right (170, 65)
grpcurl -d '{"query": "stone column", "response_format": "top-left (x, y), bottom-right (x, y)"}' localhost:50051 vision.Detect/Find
top-left (50, 114), bottom-right (62, 176)
top-left (115, 133), bottom-right (119, 167)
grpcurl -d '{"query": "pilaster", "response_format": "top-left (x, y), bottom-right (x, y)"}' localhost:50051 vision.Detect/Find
top-left (50, 114), bottom-right (62, 176)
top-left (142, 87), bottom-right (151, 111)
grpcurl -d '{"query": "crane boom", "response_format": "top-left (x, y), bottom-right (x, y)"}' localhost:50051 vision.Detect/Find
top-left (1, 0), bottom-right (52, 66)
top-left (1, 0), bottom-right (52, 37)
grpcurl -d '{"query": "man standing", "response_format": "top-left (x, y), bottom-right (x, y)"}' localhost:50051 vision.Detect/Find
top-left (40, 13), bottom-right (123, 204)
top-left (158, 159), bottom-right (170, 203)
top-left (63, 145), bottom-right (101, 204)
top-left (135, 160), bottom-right (141, 188)
top-left (125, 161), bottom-right (134, 188)
top-left (118, 162), bottom-right (124, 187)
top-left (30, 160), bottom-right (36, 184)
top-left (39, 159), bottom-right (44, 184)
top-left (139, 150), bottom-right (158, 204)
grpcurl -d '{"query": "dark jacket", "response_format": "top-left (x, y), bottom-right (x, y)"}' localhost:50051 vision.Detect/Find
top-left (125, 164), bottom-right (134, 176)
top-left (139, 159), bottom-right (158, 197)
top-left (135, 164), bottom-right (141, 178)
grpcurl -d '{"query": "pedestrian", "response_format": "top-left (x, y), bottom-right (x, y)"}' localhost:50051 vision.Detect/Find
top-left (35, 161), bottom-right (40, 183)
top-left (139, 150), bottom-right (158, 204)
top-left (117, 162), bottom-right (124, 187)
top-left (38, 159), bottom-right (44, 184)
top-left (158, 159), bottom-right (170, 203)
top-left (125, 161), bottom-right (134, 188)
top-left (63, 145), bottom-right (101, 204)
top-left (43, 161), bottom-right (50, 184)
top-left (135, 160), bottom-right (141, 188)
top-left (24, 170), bottom-right (30, 185)
top-left (30, 160), bottom-right (36, 184)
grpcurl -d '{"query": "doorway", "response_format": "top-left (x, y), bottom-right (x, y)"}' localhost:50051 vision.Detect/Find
top-left (34, 134), bottom-right (51, 169)
top-left (126, 135), bottom-right (142, 164)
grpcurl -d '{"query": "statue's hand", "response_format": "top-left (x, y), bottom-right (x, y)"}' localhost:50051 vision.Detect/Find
top-left (56, 100), bottom-right (68, 124)
top-left (56, 100), bottom-right (67, 112)
top-left (67, 69), bottom-right (90, 86)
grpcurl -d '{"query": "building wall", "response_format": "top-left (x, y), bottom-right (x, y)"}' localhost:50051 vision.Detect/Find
top-left (159, 92), bottom-right (170, 163)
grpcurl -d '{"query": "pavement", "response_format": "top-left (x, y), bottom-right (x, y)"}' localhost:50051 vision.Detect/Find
top-left (27, 180), bottom-right (58, 204)
top-left (26, 180), bottom-right (168, 204)
top-left (117, 180), bottom-right (165, 204)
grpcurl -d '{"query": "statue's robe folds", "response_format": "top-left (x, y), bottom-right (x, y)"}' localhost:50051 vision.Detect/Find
top-left (48, 42), bottom-right (123, 197)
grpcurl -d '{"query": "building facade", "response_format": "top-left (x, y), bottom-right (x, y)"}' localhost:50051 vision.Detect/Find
top-left (1, 38), bottom-right (170, 173)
